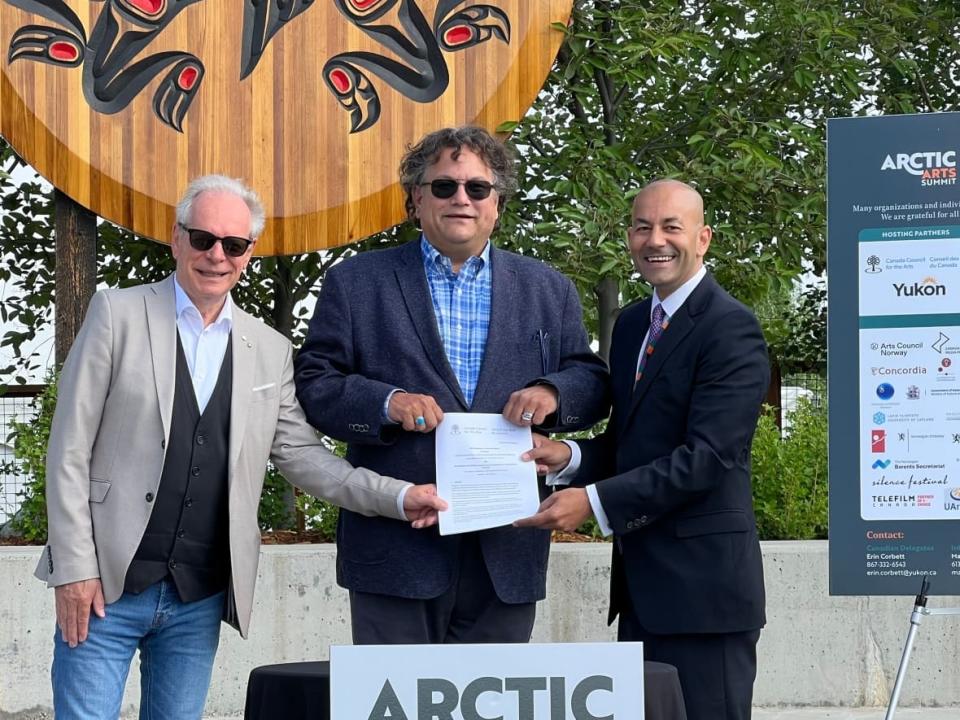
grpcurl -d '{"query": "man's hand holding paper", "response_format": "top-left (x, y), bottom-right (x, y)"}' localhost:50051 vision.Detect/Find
top-left (435, 413), bottom-right (541, 535)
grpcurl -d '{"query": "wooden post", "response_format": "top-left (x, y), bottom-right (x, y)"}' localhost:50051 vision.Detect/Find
top-left (54, 190), bottom-right (97, 365)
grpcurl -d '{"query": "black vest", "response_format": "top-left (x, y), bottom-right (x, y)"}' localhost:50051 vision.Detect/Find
top-left (124, 333), bottom-right (233, 602)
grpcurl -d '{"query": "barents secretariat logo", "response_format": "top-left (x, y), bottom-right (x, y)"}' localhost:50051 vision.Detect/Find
top-left (881, 150), bottom-right (957, 186)
top-left (893, 277), bottom-right (947, 297)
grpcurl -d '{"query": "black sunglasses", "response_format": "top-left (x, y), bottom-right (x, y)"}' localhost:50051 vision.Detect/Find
top-left (420, 178), bottom-right (495, 200)
top-left (179, 224), bottom-right (253, 257)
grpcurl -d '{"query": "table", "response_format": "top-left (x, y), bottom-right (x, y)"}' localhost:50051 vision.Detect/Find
top-left (245, 659), bottom-right (686, 719)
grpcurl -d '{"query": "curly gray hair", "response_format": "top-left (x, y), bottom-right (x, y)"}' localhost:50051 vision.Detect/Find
top-left (399, 126), bottom-right (518, 221)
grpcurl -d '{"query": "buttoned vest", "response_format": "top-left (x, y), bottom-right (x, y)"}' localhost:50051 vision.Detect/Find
top-left (124, 334), bottom-right (233, 602)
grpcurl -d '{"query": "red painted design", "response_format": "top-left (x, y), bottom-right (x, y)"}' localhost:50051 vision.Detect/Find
top-left (177, 66), bottom-right (198, 90)
top-left (348, 0), bottom-right (384, 12)
top-left (443, 25), bottom-right (472, 47)
top-left (49, 41), bottom-right (79, 62)
top-left (329, 68), bottom-right (351, 93)
top-left (124, 0), bottom-right (165, 16)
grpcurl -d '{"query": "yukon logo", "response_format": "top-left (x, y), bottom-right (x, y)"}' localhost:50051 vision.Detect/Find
top-left (881, 150), bottom-right (958, 186)
top-left (893, 277), bottom-right (946, 297)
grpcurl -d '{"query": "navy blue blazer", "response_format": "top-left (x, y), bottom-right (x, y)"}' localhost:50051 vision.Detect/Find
top-left (294, 240), bottom-right (610, 603)
top-left (578, 273), bottom-right (769, 635)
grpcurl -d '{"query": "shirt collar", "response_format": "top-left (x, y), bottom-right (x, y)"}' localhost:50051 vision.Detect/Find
top-left (419, 234), bottom-right (491, 273)
top-left (173, 275), bottom-right (233, 329)
top-left (652, 265), bottom-right (707, 319)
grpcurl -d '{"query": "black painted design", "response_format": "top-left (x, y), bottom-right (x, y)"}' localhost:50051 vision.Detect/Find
top-left (436, 5), bottom-right (510, 51)
top-left (240, 0), bottom-right (513, 133)
top-left (5, 0), bottom-right (205, 131)
top-left (323, 60), bottom-right (381, 134)
top-left (5, 0), bottom-right (512, 133)
top-left (8, 24), bottom-right (84, 67)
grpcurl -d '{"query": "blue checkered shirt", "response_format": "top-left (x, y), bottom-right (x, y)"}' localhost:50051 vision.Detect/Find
top-left (420, 236), bottom-right (491, 406)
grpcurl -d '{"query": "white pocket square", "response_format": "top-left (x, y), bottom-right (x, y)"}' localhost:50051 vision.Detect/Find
top-left (252, 383), bottom-right (276, 392)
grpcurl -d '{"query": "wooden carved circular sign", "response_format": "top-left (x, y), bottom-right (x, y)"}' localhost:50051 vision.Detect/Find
top-left (0, 0), bottom-right (572, 254)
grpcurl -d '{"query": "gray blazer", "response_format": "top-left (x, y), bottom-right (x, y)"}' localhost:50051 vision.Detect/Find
top-left (295, 240), bottom-right (610, 603)
top-left (36, 276), bottom-right (408, 637)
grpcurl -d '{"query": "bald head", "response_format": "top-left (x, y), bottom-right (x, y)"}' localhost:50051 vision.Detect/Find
top-left (635, 179), bottom-right (705, 222)
top-left (627, 179), bottom-right (712, 299)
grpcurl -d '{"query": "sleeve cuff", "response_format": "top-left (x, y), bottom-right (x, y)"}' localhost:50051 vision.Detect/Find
top-left (545, 440), bottom-right (581, 486)
top-left (585, 485), bottom-right (613, 537)
top-left (383, 388), bottom-right (405, 424)
top-left (397, 483), bottom-right (410, 520)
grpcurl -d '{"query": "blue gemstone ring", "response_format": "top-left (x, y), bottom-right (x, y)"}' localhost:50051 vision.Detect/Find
top-left (415, 416), bottom-right (426, 426)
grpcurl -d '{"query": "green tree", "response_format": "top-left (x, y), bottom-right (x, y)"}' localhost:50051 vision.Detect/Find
top-left (497, 0), bottom-right (960, 358)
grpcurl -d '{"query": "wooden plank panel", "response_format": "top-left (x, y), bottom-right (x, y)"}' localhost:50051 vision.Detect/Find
top-left (0, 0), bottom-right (572, 254)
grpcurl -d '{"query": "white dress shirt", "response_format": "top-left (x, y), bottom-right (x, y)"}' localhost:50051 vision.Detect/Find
top-left (173, 277), bottom-right (233, 412)
top-left (551, 266), bottom-right (708, 535)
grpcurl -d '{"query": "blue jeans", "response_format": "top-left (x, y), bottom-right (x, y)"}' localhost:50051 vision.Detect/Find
top-left (52, 579), bottom-right (223, 720)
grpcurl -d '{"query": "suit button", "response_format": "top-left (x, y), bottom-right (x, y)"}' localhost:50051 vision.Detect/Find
top-left (184, 497), bottom-right (193, 508)
top-left (145, 492), bottom-right (154, 502)
top-left (626, 520), bottom-right (635, 530)
top-left (191, 466), bottom-right (200, 477)
top-left (639, 515), bottom-right (648, 524)
top-left (196, 435), bottom-right (205, 445)
top-left (161, 439), bottom-right (165, 449)
top-left (177, 528), bottom-right (185, 538)
top-left (168, 559), bottom-right (177, 569)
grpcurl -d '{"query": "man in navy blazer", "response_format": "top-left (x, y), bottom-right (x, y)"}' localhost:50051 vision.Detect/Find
top-left (518, 179), bottom-right (769, 719)
top-left (294, 126), bottom-right (609, 644)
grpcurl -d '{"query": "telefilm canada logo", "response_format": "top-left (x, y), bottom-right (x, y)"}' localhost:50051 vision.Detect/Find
top-left (881, 150), bottom-right (958, 186)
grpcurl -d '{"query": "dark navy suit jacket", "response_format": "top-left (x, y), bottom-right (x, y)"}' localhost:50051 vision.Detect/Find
top-left (578, 273), bottom-right (769, 634)
top-left (295, 239), bottom-right (609, 603)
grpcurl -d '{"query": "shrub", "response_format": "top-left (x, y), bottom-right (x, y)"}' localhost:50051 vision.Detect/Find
top-left (4, 372), bottom-right (57, 542)
top-left (751, 398), bottom-right (828, 540)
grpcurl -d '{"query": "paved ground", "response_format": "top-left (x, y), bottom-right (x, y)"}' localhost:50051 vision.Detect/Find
top-left (199, 712), bottom-right (956, 719)
top-left (753, 710), bottom-right (956, 719)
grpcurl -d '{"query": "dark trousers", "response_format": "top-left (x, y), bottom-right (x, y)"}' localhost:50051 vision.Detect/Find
top-left (618, 600), bottom-right (760, 720)
top-left (349, 535), bottom-right (536, 644)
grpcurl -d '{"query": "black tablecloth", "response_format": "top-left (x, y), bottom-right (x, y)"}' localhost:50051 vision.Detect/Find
top-left (245, 659), bottom-right (686, 720)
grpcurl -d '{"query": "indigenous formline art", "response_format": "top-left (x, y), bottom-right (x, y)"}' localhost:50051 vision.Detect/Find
top-left (4, 0), bottom-right (511, 133)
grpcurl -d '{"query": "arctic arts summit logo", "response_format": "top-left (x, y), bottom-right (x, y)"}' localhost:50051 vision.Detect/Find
top-left (881, 150), bottom-right (957, 186)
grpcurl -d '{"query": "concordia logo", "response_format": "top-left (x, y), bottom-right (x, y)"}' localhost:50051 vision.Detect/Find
top-left (893, 277), bottom-right (946, 297)
top-left (881, 150), bottom-right (958, 186)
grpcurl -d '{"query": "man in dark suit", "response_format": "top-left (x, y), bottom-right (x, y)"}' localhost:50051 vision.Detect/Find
top-left (294, 126), bottom-right (609, 644)
top-left (517, 179), bottom-right (769, 720)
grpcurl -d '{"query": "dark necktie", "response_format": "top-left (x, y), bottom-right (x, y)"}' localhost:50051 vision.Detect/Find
top-left (635, 303), bottom-right (666, 384)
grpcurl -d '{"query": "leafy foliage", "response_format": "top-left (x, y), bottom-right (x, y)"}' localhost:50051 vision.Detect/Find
top-left (497, 0), bottom-right (960, 357)
top-left (3, 371), bottom-right (57, 540)
top-left (751, 398), bottom-right (828, 540)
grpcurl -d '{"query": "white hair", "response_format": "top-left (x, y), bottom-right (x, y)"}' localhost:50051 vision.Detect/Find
top-left (175, 174), bottom-right (266, 239)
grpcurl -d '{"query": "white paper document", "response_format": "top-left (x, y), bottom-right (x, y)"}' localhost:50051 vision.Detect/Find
top-left (435, 413), bottom-right (540, 536)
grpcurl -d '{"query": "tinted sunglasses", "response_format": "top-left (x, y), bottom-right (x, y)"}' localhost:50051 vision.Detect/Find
top-left (420, 178), bottom-right (495, 200)
top-left (179, 224), bottom-right (253, 257)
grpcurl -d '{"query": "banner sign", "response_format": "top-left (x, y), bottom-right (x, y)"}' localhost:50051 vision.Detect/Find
top-left (331, 642), bottom-right (645, 719)
top-left (828, 112), bottom-right (960, 595)
top-left (0, 0), bottom-right (572, 254)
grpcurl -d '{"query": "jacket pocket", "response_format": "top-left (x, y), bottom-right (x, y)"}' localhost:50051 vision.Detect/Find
top-left (675, 509), bottom-right (748, 538)
top-left (89, 478), bottom-right (111, 503)
top-left (251, 383), bottom-right (279, 402)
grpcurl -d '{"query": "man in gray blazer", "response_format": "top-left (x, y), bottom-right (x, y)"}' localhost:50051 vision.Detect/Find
top-left (37, 175), bottom-right (446, 719)
top-left (295, 126), bottom-right (609, 645)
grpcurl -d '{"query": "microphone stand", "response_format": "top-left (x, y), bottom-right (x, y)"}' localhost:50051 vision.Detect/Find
top-left (885, 577), bottom-right (960, 719)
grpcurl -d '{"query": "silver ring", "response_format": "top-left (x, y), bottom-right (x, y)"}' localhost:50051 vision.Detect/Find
top-left (415, 416), bottom-right (426, 426)
top-left (521, 411), bottom-right (534, 422)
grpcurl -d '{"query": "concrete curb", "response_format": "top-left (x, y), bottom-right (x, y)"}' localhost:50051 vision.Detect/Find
top-left (2, 542), bottom-right (959, 717)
